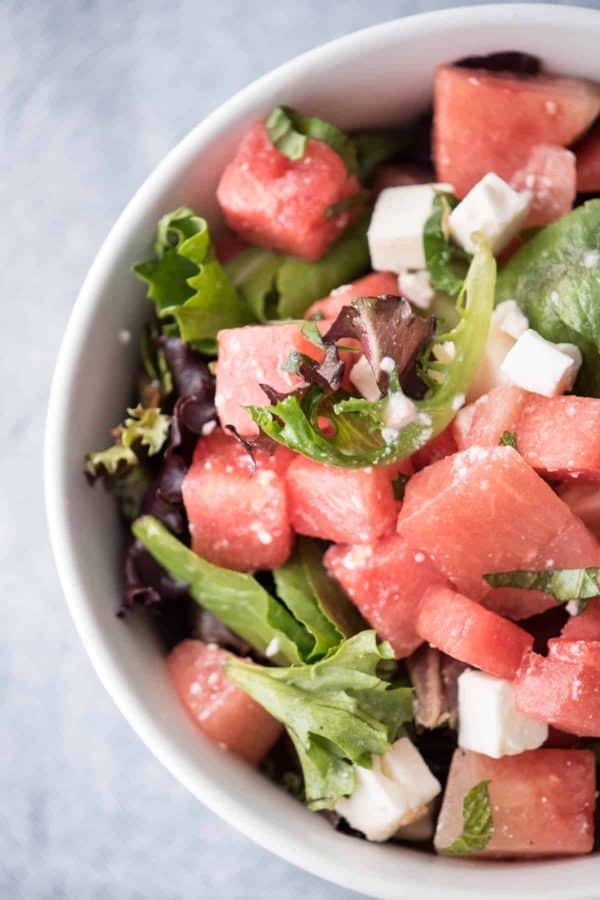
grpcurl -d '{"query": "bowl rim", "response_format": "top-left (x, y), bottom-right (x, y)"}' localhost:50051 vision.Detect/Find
top-left (45, 5), bottom-right (600, 897)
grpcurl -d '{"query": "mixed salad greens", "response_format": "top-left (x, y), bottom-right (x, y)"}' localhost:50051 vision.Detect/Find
top-left (86, 50), bottom-right (600, 858)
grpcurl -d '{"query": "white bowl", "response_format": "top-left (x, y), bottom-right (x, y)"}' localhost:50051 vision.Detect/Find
top-left (46, 6), bottom-right (600, 898)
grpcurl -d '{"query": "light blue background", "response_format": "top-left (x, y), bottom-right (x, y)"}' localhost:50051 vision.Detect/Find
top-left (1, 1), bottom-right (596, 897)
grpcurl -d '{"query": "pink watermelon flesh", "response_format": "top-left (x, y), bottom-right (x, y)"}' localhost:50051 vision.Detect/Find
top-left (416, 585), bottom-right (533, 680)
top-left (216, 322), bottom-right (325, 436)
top-left (558, 481), bottom-right (600, 539)
top-left (412, 425), bottom-right (458, 471)
top-left (167, 640), bottom-right (283, 764)
top-left (397, 445), bottom-right (600, 600)
top-left (561, 600), bottom-right (600, 642)
top-left (304, 271), bottom-right (399, 321)
top-left (182, 429), bottom-right (293, 572)
top-left (511, 144), bottom-right (576, 226)
top-left (372, 164), bottom-right (431, 195)
top-left (453, 385), bottom-right (528, 451)
top-left (575, 121), bottom-right (600, 193)
top-left (515, 641), bottom-right (600, 737)
top-left (216, 121), bottom-right (363, 261)
top-left (482, 587), bottom-right (558, 621)
top-left (434, 64), bottom-right (600, 197)
top-left (518, 395), bottom-right (600, 481)
top-left (285, 455), bottom-right (409, 545)
top-left (324, 534), bottom-right (447, 658)
top-left (434, 748), bottom-right (596, 857)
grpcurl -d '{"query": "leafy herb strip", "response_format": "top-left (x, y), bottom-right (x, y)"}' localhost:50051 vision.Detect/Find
top-left (484, 567), bottom-right (600, 613)
top-left (325, 191), bottom-right (370, 220)
top-left (441, 780), bottom-right (493, 855)
top-left (423, 192), bottom-right (470, 297)
top-left (266, 106), bottom-right (358, 174)
top-left (225, 631), bottom-right (414, 810)
top-left (499, 430), bottom-right (518, 449)
top-left (85, 405), bottom-right (171, 481)
top-left (249, 240), bottom-right (495, 467)
top-left (134, 207), bottom-right (252, 354)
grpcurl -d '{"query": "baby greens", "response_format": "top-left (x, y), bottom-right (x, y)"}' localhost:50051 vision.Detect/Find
top-left (423, 192), bottom-right (470, 296)
top-left (85, 405), bottom-right (171, 481)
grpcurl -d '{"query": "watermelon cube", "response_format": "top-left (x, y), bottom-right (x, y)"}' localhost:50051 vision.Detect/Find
top-left (515, 641), bottom-right (600, 737)
top-left (324, 534), bottom-right (447, 658)
top-left (434, 748), bottom-right (596, 857)
top-left (216, 322), bottom-right (325, 436)
top-left (167, 640), bottom-right (283, 764)
top-left (285, 455), bottom-right (409, 545)
top-left (182, 429), bottom-right (293, 572)
top-left (453, 385), bottom-right (527, 450)
top-left (575, 121), bottom-right (600, 193)
top-left (561, 600), bottom-right (600, 642)
top-left (434, 64), bottom-right (600, 197)
top-left (517, 395), bottom-right (600, 480)
top-left (416, 585), bottom-right (533, 680)
top-left (397, 445), bottom-right (600, 600)
top-left (511, 145), bottom-right (576, 226)
top-left (216, 121), bottom-right (363, 261)
top-left (557, 482), bottom-right (600, 539)
top-left (411, 425), bottom-right (457, 471)
top-left (304, 271), bottom-right (399, 321)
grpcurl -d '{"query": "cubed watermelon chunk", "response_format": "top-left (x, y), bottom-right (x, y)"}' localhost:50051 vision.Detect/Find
top-left (561, 600), bottom-right (600, 642)
top-left (434, 748), bottom-right (596, 857)
top-left (412, 425), bottom-right (458, 471)
top-left (518, 395), bottom-right (600, 480)
top-left (216, 322), bottom-right (324, 436)
top-left (216, 121), bottom-right (363, 261)
top-left (511, 145), bottom-right (576, 226)
top-left (453, 385), bottom-right (527, 450)
top-left (304, 271), bottom-right (399, 321)
top-left (416, 585), bottom-right (532, 679)
top-left (285, 455), bottom-right (409, 544)
top-left (167, 640), bottom-right (283, 764)
top-left (324, 534), bottom-right (447, 658)
top-left (372, 164), bottom-right (431, 195)
top-left (515, 641), bottom-right (600, 737)
top-left (397, 446), bottom-right (600, 600)
top-left (557, 482), bottom-right (600, 539)
top-left (182, 430), bottom-right (292, 571)
top-left (434, 64), bottom-right (600, 197)
top-left (575, 122), bottom-right (600, 193)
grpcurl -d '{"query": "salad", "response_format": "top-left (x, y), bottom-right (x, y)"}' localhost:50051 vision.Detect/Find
top-left (87, 51), bottom-right (600, 857)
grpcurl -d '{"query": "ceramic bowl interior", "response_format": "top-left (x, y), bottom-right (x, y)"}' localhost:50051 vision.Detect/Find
top-left (46, 6), bottom-right (600, 898)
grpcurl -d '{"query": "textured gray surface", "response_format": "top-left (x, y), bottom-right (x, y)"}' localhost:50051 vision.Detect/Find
top-left (1, 1), bottom-right (597, 898)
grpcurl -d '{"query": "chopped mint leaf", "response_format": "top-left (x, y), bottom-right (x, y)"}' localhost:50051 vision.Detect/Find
top-left (484, 567), bottom-right (600, 612)
top-left (441, 780), bottom-right (493, 855)
top-left (423, 192), bottom-right (470, 297)
top-left (499, 430), bottom-right (518, 449)
top-left (85, 405), bottom-right (171, 481)
top-left (496, 200), bottom-right (600, 395)
top-left (225, 631), bottom-right (414, 809)
top-left (132, 516), bottom-right (313, 664)
top-left (134, 208), bottom-right (253, 353)
top-left (249, 239), bottom-right (495, 467)
top-left (300, 321), bottom-right (325, 349)
top-left (282, 350), bottom-right (311, 375)
top-left (266, 106), bottom-right (358, 174)
top-left (274, 538), bottom-right (365, 659)
top-left (225, 216), bottom-right (370, 321)
top-left (325, 190), bottom-right (370, 220)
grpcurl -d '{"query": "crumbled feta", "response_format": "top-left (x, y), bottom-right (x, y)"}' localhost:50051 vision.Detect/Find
top-left (398, 268), bottom-right (435, 310)
top-left (368, 183), bottom-right (453, 272)
top-left (583, 249), bottom-right (600, 269)
top-left (458, 669), bottom-right (548, 759)
top-left (350, 355), bottom-right (381, 402)
top-left (384, 390), bottom-right (417, 430)
top-left (335, 737), bottom-right (441, 841)
top-left (500, 329), bottom-right (582, 396)
top-left (449, 173), bottom-right (530, 255)
top-left (118, 328), bottom-right (132, 344)
top-left (201, 420), bottom-right (217, 436)
top-left (379, 356), bottom-right (396, 374)
top-left (492, 299), bottom-right (529, 340)
top-left (433, 341), bottom-right (456, 364)
top-left (265, 637), bottom-right (281, 659)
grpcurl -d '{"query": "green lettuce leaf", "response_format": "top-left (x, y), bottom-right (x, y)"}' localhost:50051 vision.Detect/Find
top-left (85, 405), bottom-right (171, 480)
top-left (248, 239), bottom-right (495, 467)
top-left (484, 567), bottom-right (600, 614)
top-left (266, 106), bottom-right (358, 174)
top-left (132, 515), bottom-right (312, 664)
top-left (496, 200), bottom-right (600, 395)
top-left (440, 780), bottom-right (493, 855)
top-left (134, 207), bottom-right (253, 353)
top-left (273, 538), bottom-right (365, 659)
top-left (224, 631), bottom-right (414, 809)
top-left (423, 192), bottom-right (470, 296)
top-left (225, 216), bottom-right (371, 322)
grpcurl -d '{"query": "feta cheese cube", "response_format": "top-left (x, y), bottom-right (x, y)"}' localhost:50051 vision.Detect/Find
top-left (394, 804), bottom-right (435, 842)
top-left (398, 268), bottom-right (435, 310)
top-left (492, 299), bottom-right (529, 340)
top-left (349, 355), bottom-right (381, 401)
top-left (458, 669), bottom-right (548, 759)
top-left (449, 173), bottom-right (530, 256)
top-left (500, 329), bottom-right (582, 396)
top-left (335, 737), bottom-right (441, 841)
top-left (368, 183), bottom-right (453, 272)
